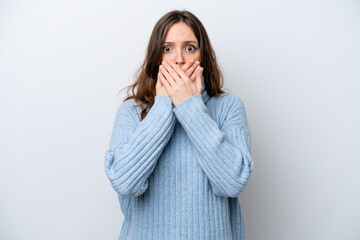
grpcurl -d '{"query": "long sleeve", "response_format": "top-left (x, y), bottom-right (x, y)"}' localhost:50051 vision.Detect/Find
top-left (172, 94), bottom-right (254, 198)
top-left (104, 95), bottom-right (176, 197)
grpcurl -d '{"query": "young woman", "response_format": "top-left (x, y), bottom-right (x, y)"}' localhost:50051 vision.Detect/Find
top-left (105, 9), bottom-right (254, 240)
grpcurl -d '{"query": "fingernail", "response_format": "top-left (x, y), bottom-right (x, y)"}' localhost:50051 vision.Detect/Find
top-left (162, 61), bottom-right (165, 65)
top-left (190, 59), bottom-right (194, 63)
top-left (196, 61), bottom-right (200, 64)
top-left (160, 65), bottom-right (163, 68)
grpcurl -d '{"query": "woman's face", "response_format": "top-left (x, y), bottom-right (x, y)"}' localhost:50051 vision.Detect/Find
top-left (161, 22), bottom-right (201, 66)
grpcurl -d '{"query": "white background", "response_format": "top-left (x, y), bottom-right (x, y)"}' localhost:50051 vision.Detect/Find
top-left (0, 0), bottom-right (359, 239)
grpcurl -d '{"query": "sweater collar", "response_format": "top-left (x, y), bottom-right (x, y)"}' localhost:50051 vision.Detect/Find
top-left (201, 75), bottom-right (210, 104)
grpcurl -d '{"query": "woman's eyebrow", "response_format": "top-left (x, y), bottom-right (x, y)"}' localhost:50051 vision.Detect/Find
top-left (163, 41), bottom-right (198, 45)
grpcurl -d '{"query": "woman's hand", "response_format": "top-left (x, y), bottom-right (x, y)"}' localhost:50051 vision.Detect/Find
top-left (181, 59), bottom-right (201, 82)
top-left (156, 59), bottom-right (201, 98)
top-left (158, 59), bottom-right (204, 107)
top-left (155, 73), bottom-right (169, 97)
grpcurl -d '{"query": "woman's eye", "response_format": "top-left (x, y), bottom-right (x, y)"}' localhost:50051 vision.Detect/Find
top-left (162, 45), bottom-right (197, 53)
top-left (186, 45), bottom-right (196, 51)
top-left (163, 46), bottom-right (171, 52)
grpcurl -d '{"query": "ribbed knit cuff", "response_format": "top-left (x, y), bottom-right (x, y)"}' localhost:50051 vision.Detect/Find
top-left (154, 94), bottom-right (173, 109)
top-left (155, 94), bottom-right (175, 111)
top-left (172, 93), bottom-right (205, 115)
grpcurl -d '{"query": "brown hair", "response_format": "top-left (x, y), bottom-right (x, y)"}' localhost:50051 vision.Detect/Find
top-left (118, 9), bottom-right (226, 121)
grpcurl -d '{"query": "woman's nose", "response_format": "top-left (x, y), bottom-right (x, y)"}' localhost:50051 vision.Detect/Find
top-left (174, 50), bottom-right (185, 65)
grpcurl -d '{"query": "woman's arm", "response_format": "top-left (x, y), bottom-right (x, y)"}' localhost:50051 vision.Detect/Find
top-left (105, 95), bottom-right (176, 197)
top-left (173, 93), bottom-right (254, 198)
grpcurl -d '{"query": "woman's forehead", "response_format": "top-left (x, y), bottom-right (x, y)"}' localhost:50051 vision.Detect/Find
top-left (163, 40), bottom-right (198, 45)
top-left (164, 22), bottom-right (197, 41)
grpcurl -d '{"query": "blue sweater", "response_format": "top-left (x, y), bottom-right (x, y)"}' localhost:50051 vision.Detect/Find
top-left (105, 76), bottom-right (254, 240)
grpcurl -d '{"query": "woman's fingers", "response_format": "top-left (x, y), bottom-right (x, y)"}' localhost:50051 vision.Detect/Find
top-left (179, 59), bottom-right (200, 80)
top-left (181, 59), bottom-right (195, 74)
top-left (190, 65), bottom-right (201, 80)
top-left (159, 62), bottom-right (181, 99)
top-left (160, 61), bottom-right (180, 85)
top-left (182, 60), bottom-right (200, 82)
top-left (186, 60), bottom-right (200, 79)
top-left (167, 61), bottom-right (188, 80)
top-left (160, 59), bottom-right (201, 87)
top-left (158, 67), bottom-right (172, 91)
top-left (156, 71), bottom-right (163, 93)
top-left (157, 71), bottom-right (163, 86)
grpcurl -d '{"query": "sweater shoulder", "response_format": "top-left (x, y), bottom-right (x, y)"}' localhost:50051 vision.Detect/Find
top-left (210, 92), bottom-right (246, 111)
top-left (114, 98), bottom-right (142, 127)
top-left (209, 92), bottom-right (248, 129)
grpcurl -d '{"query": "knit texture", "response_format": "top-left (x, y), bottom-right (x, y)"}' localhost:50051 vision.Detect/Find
top-left (105, 76), bottom-right (254, 240)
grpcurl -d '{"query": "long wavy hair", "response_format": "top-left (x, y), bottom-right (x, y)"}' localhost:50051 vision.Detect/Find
top-left (119, 9), bottom-right (226, 121)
